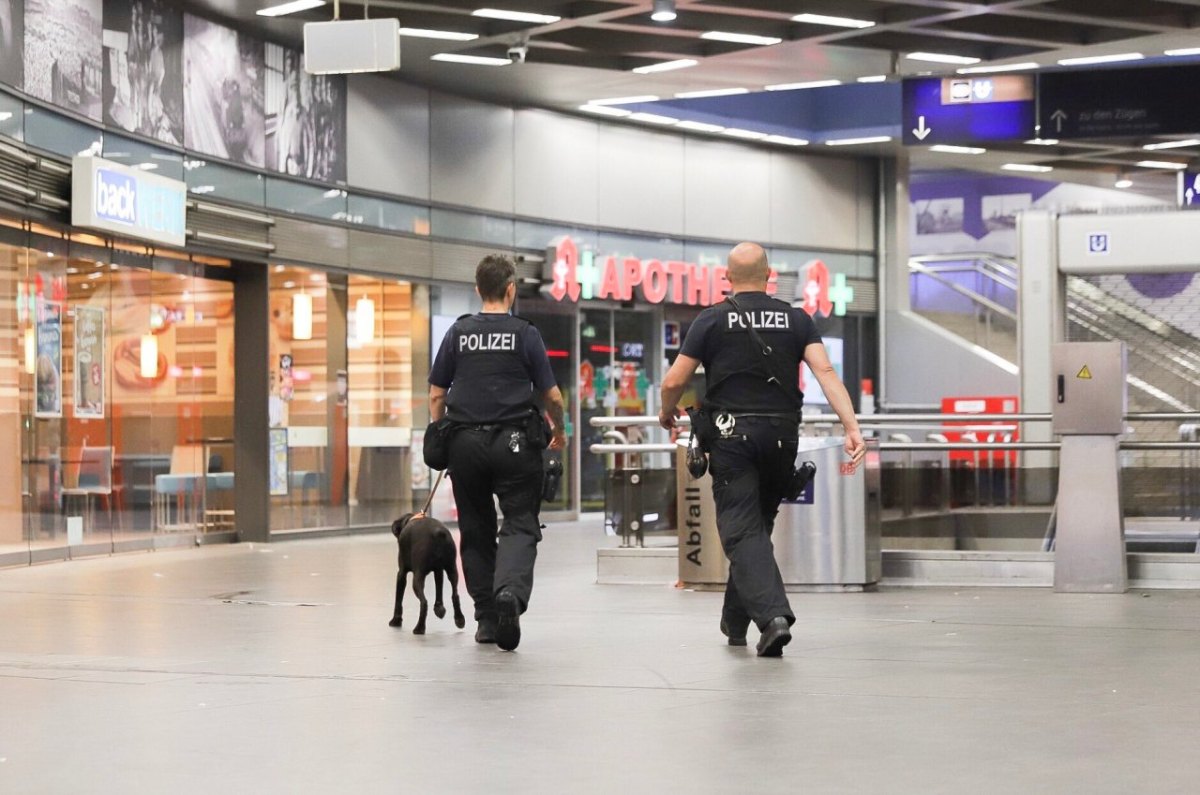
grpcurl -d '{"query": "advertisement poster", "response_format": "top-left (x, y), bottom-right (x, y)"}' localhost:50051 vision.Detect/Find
top-left (35, 299), bottom-right (63, 418)
top-left (74, 305), bottom-right (105, 418)
top-left (269, 427), bottom-right (289, 496)
top-left (278, 353), bottom-right (293, 402)
top-left (335, 369), bottom-right (347, 407)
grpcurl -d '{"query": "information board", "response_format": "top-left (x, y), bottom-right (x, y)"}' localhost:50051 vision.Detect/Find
top-left (1039, 64), bottom-right (1200, 139)
top-left (902, 75), bottom-right (1035, 146)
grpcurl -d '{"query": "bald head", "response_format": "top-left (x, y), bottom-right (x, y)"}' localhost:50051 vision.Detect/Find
top-left (727, 242), bottom-right (769, 289)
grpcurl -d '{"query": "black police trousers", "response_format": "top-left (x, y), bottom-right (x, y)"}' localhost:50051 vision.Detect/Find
top-left (447, 425), bottom-right (544, 621)
top-left (707, 416), bottom-right (798, 631)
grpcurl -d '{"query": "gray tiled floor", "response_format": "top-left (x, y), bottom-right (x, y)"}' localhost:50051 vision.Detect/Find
top-left (2, 523), bottom-right (1199, 794)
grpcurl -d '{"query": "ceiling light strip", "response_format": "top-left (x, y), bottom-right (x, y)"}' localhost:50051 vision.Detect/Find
top-left (257, 0), bottom-right (324, 17)
top-left (632, 59), bottom-right (698, 74)
top-left (674, 88), bottom-right (749, 99)
top-left (472, 8), bottom-right (561, 24)
top-left (906, 52), bottom-right (981, 65)
top-left (430, 53), bottom-right (511, 66)
top-left (825, 136), bottom-right (892, 146)
top-left (956, 62), bottom-right (1039, 74)
top-left (700, 31), bottom-right (782, 46)
top-left (1001, 163), bottom-right (1053, 173)
top-left (765, 80), bottom-right (841, 91)
top-left (792, 13), bottom-right (875, 29)
top-left (1143, 139), bottom-right (1200, 151)
top-left (399, 28), bottom-right (479, 41)
top-left (1057, 53), bottom-right (1143, 66)
top-left (1136, 160), bottom-right (1188, 170)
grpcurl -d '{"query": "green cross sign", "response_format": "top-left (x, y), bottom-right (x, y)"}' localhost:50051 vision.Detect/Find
top-left (829, 273), bottom-right (854, 317)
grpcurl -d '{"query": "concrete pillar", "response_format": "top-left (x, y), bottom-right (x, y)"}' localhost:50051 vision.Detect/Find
top-left (234, 261), bottom-right (271, 542)
top-left (878, 156), bottom-right (911, 410)
top-left (1016, 210), bottom-right (1066, 501)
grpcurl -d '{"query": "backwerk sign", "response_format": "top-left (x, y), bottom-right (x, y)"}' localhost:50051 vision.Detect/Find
top-left (543, 236), bottom-right (777, 307)
top-left (71, 156), bottom-right (187, 248)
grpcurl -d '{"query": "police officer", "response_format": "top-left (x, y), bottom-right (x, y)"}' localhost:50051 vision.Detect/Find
top-left (429, 255), bottom-right (567, 651)
top-left (659, 242), bottom-right (865, 658)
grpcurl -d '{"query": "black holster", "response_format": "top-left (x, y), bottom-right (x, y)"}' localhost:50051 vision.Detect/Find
top-left (685, 405), bottom-right (716, 452)
top-left (783, 461), bottom-right (817, 501)
top-left (423, 418), bottom-right (459, 471)
top-left (524, 409), bottom-right (551, 451)
top-left (542, 459), bottom-right (563, 502)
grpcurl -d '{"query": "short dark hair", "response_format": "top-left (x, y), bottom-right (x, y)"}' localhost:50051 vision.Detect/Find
top-left (476, 254), bottom-right (516, 302)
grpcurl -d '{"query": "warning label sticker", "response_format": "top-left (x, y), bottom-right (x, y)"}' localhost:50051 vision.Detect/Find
top-left (1077, 365), bottom-right (1093, 380)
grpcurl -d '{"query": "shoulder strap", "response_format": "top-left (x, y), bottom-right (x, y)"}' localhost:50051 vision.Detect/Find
top-left (724, 294), bottom-right (804, 411)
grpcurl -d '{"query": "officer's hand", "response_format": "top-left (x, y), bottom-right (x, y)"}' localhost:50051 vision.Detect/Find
top-left (659, 406), bottom-right (679, 430)
top-left (844, 429), bottom-right (867, 470)
top-left (549, 429), bottom-right (567, 451)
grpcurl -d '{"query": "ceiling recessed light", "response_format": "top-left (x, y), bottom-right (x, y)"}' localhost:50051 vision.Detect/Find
top-left (906, 52), bottom-right (982, 65)
top-left (1025, 138), bottom-right (1059, 146)
top-left (632, 59), bottom-right (698, 74)
top-left (764, 79), bottom-right (841, 91)
top-left (589, 95), bottom-right (659, 106)
top-left (675, 120), bottom-right (726, 133)
top-left (1057, 53), bottom-right (1143, 66)
top-left (578, 104), bottom-right (632, 117)
top-left (430, 53), bottom-right (510, 66)
top-left (1002, 163), bottom-right (1053, 173)
top-left (930, 144), bottom-right (986, 154)
top-left (674, 87), bottom-right (749, 99)
top-left (257, 0), bottom-right (324, 17)
top-left (398, 28), bottom-right (479, 41)
top-left (651, 0), bottom-right (676, 23)
top-left (792, 13), bottom-right (875, 29)
top-left (472, 8), bottom-right (560, 24)
top-left (763, 135), bottom-right (809, 146)
top-left (1115, 178), bottom-right (1133, 189)
top-left (723, 128), bottom-right (769, 140)
top-left (627, 112), bottom-right (679, 125)
top-left (1136, 160), bottom-right (1188, 170)
top-left (825, 136), bottom-right (892, 146)
top-left (700, 31), bottom-right (782, 46)
top-left (956, 62), bottom-right (1039, 74)
top-left (1143, 139), bottom-right (1200, 151)
top-left (1165, 47), bottom-right (1200, 57)
top-left (857, 75), bottom-right (888, 83)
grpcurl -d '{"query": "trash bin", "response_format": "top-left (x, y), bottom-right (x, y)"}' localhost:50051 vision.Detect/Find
top-left (676, 436), bottom-right (881, 591)
top-left (774, 437), bottom-right (881, 591)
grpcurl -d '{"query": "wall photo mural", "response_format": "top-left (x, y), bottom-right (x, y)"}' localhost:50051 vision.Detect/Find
top-left (0, 0), bottom-right (23, 90)
top-left (183, 13), bottom-right (265, 168)
top-left (102, 0), bottom-right (183, 145)
top-left (0, 3), bottom-right (350, 188)
top-left (25, 0), bottom-right (103, 119)
top-left (264, 42), bottom-right (346, 183)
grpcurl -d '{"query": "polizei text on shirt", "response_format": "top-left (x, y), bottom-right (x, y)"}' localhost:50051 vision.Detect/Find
top-left (459, 332), bottom-right (518, 352)
top-left (726, 310), bottom-right (790, 330)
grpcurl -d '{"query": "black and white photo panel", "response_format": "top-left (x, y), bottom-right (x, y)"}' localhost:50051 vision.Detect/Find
top-left (264, 43), bottom-right (346, 182)
top-left (183, 13), bottom-right (264, 168)
top-left (0, 0), bottom-right (23, 90)
top-left (25, 0), bottom-right (104, 119)
top-left (103, 0), bottom-right (184, 145)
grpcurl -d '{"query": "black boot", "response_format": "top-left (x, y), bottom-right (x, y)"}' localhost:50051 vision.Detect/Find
top-left (756, 617), bottom-right (792, 658)
top-left (495, 590), bottom-right (522, 652)
top-left (720, 616), bottom-right (748, 647)
top-left (475, 615), bottom-right (498, 644)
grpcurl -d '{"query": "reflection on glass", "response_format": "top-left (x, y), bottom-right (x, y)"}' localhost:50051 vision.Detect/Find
top-left (1, 237), bottom-right (236, 561)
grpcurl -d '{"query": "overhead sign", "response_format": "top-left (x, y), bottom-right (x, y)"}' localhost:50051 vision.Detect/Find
top-left (71, 156), bottom-right (187, 247)
top-left (902, 75), bottom-right (1035, 146)
top-left (1039, 64), bottom-right (1200, 139)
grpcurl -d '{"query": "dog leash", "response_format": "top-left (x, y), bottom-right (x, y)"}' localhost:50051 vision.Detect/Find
top-left (421, 469), bottom-right (446, 516)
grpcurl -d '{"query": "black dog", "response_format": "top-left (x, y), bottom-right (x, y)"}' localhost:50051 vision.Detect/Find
top-left (389, 513), bottom-right (466, 635)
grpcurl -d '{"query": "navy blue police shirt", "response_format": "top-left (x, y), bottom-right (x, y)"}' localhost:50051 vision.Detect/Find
top-left (429, 312), bottom-right (557, 424)
top-left (680, 291), bottom-right (822, 413)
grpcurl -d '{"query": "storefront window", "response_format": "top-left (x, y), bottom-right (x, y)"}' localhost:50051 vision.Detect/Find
top-left (1, 231), bottom-right (235, 562)
top-left (268, 266), bottom-right (419, 533)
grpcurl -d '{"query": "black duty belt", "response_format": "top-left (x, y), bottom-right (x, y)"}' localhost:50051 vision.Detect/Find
top-left (721, 411), bottom-right (800, 420)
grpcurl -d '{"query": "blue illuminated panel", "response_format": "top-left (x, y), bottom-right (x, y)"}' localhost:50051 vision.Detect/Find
top-left (902, 76), bottom-right (1036, 146)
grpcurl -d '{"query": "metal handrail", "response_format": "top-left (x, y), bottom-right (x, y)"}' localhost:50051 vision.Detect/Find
top-left (589, 413), bottom-right (1200, 428)
top-left (908, 261), bottom-right (1017, 321)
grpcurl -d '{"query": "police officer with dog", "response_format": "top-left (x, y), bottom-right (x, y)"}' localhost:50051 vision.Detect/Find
top-left (428, 255), bottom-right (567, 652)
top-left (659, 242), bottom-right (865, 658)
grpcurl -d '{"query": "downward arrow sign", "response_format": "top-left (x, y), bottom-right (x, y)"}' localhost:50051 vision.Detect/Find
top-left (913, 115), bottom-right (931, 141)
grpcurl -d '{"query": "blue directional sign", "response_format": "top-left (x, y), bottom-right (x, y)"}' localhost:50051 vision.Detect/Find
top-left (902, 75), bottom-right (1036, 146)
